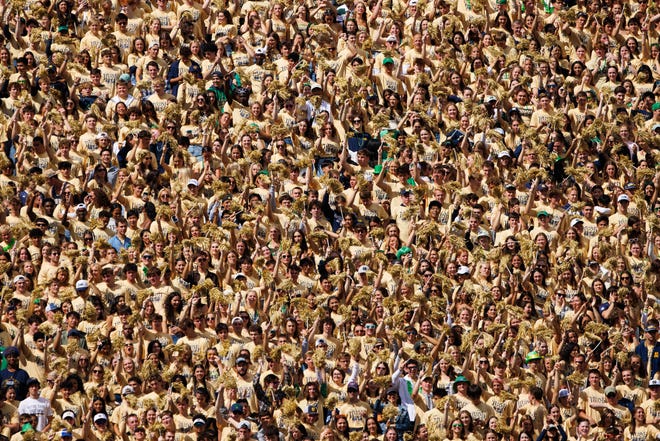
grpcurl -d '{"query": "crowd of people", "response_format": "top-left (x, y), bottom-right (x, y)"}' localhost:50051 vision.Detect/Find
top-left (1, 0), bottom-right (660, 440)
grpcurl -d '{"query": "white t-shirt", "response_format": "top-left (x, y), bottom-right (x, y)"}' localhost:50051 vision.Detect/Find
top-left (18, 396), bottom-right (53, 430)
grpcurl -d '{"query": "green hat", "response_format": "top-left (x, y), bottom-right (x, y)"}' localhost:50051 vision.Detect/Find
top-left (373, 164), bottom-right (383, 175)
top-left (525, 351), bottom-right (542, 363)
top-left (257, 170), bottom-right (269, 176)
top-left (453, 375), bottom-right (470, 392)
top-left (383, 57), bottom-right (394, 65)
top-left (22, 423), bottom-right (34, 434)
top-left (57, 25), bottom-right (68, 32)
top-left (395, 246), bottom-right (412, 259)
top-left (537, 210), bottom-right (549, 218)
top-left (496, 0), bottom-right (507, 4)
top-left (652, 102), bottom-right (660, 111)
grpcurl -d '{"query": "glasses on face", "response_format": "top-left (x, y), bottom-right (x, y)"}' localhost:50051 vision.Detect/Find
top-left (143, 255), bottom-right (153, 259)
top-left (453, 424), bottom-right (463, 428)
top-left (93, 369), bottom-right (103, 373)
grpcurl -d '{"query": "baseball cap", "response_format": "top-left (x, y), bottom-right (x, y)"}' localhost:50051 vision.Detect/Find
top-left (45, 303), bottom-right (60, 313)
top-left (193, 417), bottom-right (206, 426)
top-left (75, 203), bottom-right (87, 211)
top-left (569, 218), bottom-right (584, 228)
top-left (231, 316), bottom-right (243, 325)
top-left (13, 275), bottom-right (27, 284)
top-left (148, 41), bottom-right (159, 49)
top-left (75, 279), bottom-right (89, 290)
top-left (235, 357), bottom-right (248, 364)
top-left (454, 375), bottom-right (469, 384)
top-left (93, 413), bottom-right (109, 423)
top-left (617, 194), bottom-right (630, 202)
top-left (62, 410), bottom-right (76, 420)
top-left (357, 265), bottom-right (369, 274)
top-left (652, 102), bottom-right (660, 111)
top-left (386, 35), bottom-right (398, 43)
top-left (315, 337), bottom-right (328, 347)
top-left (383, 57), bottom-right (394, 65)
top-left (119, 73), bottom-right (131, 83)
top-left (648, 379), bottom-right (660, 387)
top-left (396, 246), bottom-right (412, 260)
top-left (485, 95), bottom-right (497, 103)
top-left (310, 82), bottom-right (323, 91)
top-left (497, 150), bottom-right (511, 158)
top-left (457, 266), bottom-right (470, 275)
top-left (122, 385), bottom-right (135, 395)
top-left (238, 421), bottom-right (251, 430)
top-left (604, 386), bottom-right (617, 397)
top-left (187, 179), bottom-right (199, 187)
top-left (95, 132), bottom-right (109, 140)
top-left (537, 210), bottom-right (549, 218)
top-left (558, 389), bottom-right (569, 398)
top-left (255, 47), bottom-right (266, 55)
top-left (67, 329), bottom-right (85, 339)
top-left (347, 382), bottom-right (359, 391)
top-left (525, 351), bottom-right (542, 363)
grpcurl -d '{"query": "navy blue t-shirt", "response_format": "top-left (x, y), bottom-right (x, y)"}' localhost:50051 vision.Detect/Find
top-left (0, 367), bottom-right (30, 400)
